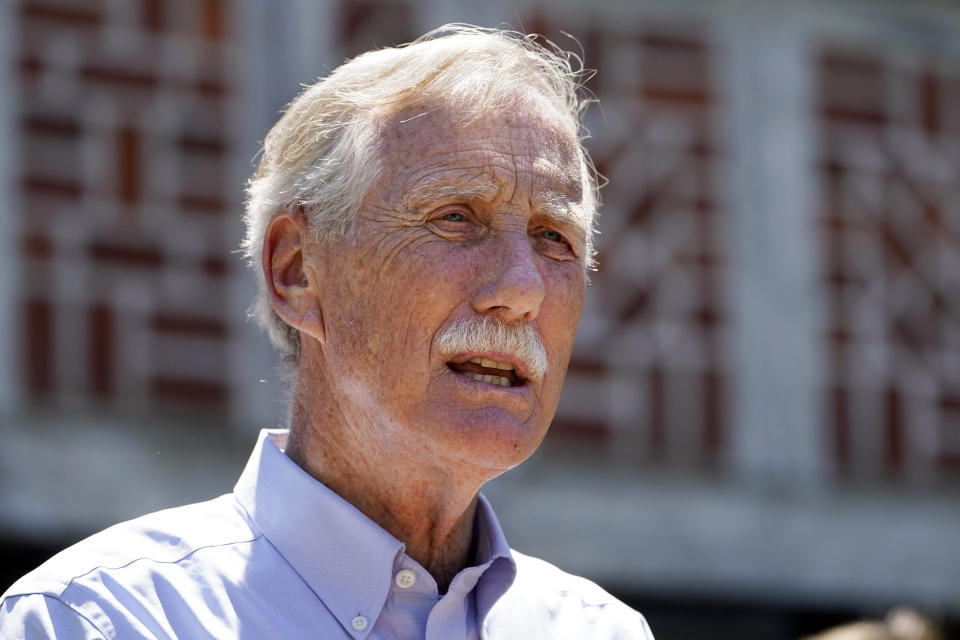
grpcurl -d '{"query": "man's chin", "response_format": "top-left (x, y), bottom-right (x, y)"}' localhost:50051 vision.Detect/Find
top-left (427, 407), bottom-right (549, 471)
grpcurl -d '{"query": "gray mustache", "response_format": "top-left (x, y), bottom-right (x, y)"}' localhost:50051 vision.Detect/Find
top-left (434, 316), bottom-right (548, 380)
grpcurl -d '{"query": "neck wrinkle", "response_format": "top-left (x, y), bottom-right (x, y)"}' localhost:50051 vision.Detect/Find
top-left (285, 350), bottom-right (483, 594)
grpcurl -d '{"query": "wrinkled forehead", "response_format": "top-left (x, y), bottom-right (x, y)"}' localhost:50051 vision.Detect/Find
top-left (372, 97), bottom-right (590, 208)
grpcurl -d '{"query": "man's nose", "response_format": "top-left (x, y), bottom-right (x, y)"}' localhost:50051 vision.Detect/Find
top-left (470, 232), bottom-right (545, 324)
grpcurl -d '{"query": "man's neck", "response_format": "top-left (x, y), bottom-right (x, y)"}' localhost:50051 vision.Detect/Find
top-left (285, 383), bottom-right (488, 593)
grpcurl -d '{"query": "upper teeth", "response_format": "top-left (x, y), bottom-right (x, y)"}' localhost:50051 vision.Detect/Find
top-left (469, 357), bottom-right (514, 371)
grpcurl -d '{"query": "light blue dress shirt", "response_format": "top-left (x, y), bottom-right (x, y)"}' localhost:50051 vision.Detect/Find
top-left (0, 430), bottom-right (653, 639)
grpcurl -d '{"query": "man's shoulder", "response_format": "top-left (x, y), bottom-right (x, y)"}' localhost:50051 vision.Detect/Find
top-left (488, 549), bottom-right (654, 639)
top-left (510, 550), bottom-right (629, 606)
top-left (2, 494), bottom-right (255, 601)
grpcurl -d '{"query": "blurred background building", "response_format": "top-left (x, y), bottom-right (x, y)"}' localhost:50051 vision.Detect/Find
top-left (0, 1), bottom-right (958, 638)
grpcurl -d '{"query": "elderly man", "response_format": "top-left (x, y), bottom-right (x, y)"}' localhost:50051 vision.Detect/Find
top-left (1, 25), bottom-right (652, 639)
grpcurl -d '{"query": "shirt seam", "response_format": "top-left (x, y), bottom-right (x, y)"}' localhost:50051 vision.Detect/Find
top-left (23, 593), bottom-right (112, 639)
top-left (60, 533), bottom-right (264, 594)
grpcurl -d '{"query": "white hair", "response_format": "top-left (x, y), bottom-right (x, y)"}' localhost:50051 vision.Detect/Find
top-left (242, 23), bottom-right (600, 361)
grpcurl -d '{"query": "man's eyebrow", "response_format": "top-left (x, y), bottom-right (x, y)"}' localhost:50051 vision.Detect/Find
top-left (404, 177), bottom-right (501, 209)
top-left (534, 189), bottom-right (590, 236)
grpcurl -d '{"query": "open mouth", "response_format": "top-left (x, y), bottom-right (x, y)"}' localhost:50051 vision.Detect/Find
top-left (447, 357), bottom-right (526, 388)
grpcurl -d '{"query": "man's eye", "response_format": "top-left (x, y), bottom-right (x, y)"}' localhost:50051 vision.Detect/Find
top-left (540, 229), bottom-right (565, 242)
top-left (533, 227), bottom-right (578, 261)
top-left (427, 209), bottom-right (477, 240)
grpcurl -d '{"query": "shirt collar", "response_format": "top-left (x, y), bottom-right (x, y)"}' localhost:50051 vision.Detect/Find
top-left (234, 429), bottom-right (403, 638)
top-left (234, 429), bottom-right (517, 635)
top-left (466, 492), bottom-right (517, 623)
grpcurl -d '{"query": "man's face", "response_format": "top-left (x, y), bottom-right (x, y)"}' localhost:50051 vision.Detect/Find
top-left (304, 100), bottom-right (590, 475)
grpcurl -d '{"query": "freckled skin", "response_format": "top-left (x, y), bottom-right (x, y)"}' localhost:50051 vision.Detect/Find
top-left (315, 105), bottom-right (585, 468)
top-left (281, 100), bottom-right (590, 590)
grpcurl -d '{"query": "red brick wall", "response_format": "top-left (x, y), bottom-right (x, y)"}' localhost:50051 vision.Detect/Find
top-left (520, 14), bottom-right (728, 466)
top-left (818, 46), bottom-right (960, 477)
top-left (12, 0), bottom-right (959, 483)
top-left (16, 0), bottom-right (237, 411)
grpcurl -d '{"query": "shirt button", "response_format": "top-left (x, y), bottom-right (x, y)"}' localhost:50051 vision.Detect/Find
top-left (395, 569), bottom-right (417, 589)
top-left (351, 616), bottom-right (368, 632)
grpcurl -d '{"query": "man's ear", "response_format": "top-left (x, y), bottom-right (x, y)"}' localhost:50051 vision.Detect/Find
top-left (262, 210), bottom-right (325, 343)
